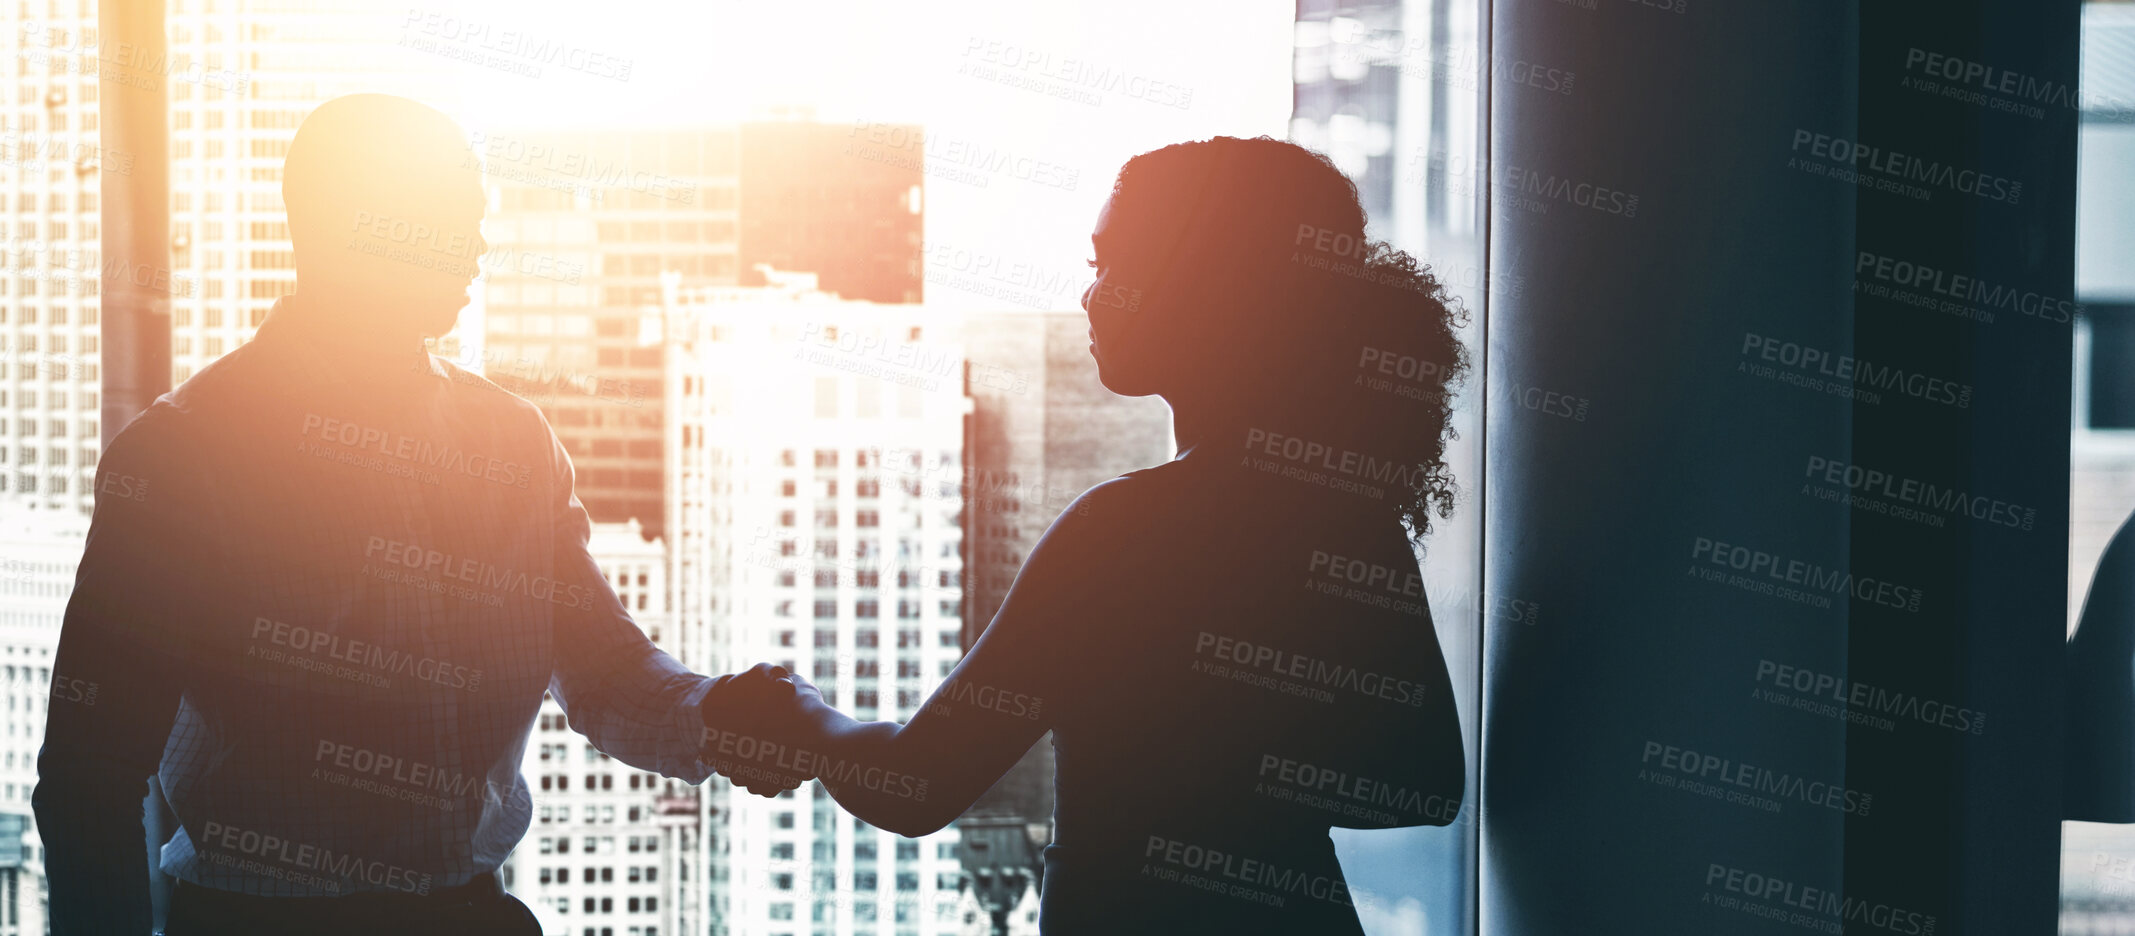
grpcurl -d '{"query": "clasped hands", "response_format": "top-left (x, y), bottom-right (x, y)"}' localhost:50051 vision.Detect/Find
top-left (698, 662), bottom-right (828, 797)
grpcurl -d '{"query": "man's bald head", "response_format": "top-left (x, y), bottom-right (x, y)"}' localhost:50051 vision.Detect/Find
top-left (285, 94), bottom-right (477, 244)
top-left (283, 95), bottom-right (486, 338)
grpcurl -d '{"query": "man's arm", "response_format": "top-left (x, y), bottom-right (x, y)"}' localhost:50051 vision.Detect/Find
top-left (34, 414), bottom-right (191, 934)
top-left (540, 424), bottom-right (718, 782)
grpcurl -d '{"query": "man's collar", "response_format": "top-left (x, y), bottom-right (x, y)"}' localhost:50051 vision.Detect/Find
top-left (255, 295), bottom-right (451, 388)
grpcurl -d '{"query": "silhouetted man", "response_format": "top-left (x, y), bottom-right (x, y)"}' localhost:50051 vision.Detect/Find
top-left (33, 94), bottom-right (793, 935)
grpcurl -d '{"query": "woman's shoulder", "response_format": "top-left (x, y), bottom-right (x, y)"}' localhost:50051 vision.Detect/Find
top-left (1055, 462), bottom-right (1204, 528)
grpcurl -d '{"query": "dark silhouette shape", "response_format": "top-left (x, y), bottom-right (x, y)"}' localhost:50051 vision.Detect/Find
top-left (34, 94), bottom-right (785, 936)
top-left (711, 136), bottom-right (1470, 935)
top-left (2068, 508), bottom-right (2135, 821)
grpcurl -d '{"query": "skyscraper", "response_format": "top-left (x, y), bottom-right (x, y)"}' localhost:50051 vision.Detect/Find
top-left (0, 10), bottom-right (150, 514)
top-left (470, 127), bottom-right (740, 537)
top-left (664, 272), bottom-right (967, 935)
top-left (0, 504), bottom-right (88, 933)
top-left (475, 122), bottom-right (923, 539)
top-left (1291, 0), bottom-right (1482, 254)
top-left (737, 121), bottom-right (924, 305)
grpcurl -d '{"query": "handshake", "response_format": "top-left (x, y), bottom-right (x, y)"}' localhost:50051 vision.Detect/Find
top-left (698, 662), bottom-right (829, 798)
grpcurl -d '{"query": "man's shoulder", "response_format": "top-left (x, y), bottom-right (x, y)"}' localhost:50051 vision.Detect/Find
top-left (101, 340), bottom-right (270, 460)
top-left (157, 336), bottom-right (272, 416)
top-left (431, 356), bottom-right (554, 436)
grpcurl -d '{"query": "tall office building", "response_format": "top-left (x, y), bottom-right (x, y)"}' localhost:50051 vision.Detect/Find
top-left (0, 9), bottom-right (135, 514)
top-left (503, 518), bottom-right (705, 936)
top-left (0, 0), bottom-right (465, 516)
top-left (0, 505), bottom-right (89, 934)
top-left (1291, 0), bottom-right (1482, 254)
top-left (664, 272), bottom-right (967, 936)
top-left (471, 127), bottom-right (741, 537)
top-left (736, 122), bottom-right (924, 305)
top-left (476, 122), bottom-right (923, 539)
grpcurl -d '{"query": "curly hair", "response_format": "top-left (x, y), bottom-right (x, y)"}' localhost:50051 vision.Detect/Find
top-left (1108, 136), bottom-right (1470, 543)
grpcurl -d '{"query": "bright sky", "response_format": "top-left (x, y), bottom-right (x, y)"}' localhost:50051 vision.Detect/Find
top-left (368, 0), bottom-right (1297, 310)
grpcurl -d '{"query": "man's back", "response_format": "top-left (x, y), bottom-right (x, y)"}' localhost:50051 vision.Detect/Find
top-left (35, 300), bottom-right (718, 931)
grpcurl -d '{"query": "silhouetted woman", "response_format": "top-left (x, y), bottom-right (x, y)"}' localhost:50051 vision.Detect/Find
top-left (762, 136), bottom-right (1469, 934)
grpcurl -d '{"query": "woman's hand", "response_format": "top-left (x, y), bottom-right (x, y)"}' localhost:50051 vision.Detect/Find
top-left (699, 662), bottom-right (825, 798)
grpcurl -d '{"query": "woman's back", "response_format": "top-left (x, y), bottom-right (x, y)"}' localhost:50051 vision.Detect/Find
top-left (773, 135), bottom-right (1470, 936)
top-left (1038, 447), bottom-right (1461, 934)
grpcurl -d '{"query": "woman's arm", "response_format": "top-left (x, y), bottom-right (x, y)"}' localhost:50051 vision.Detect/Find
top-left (786, 482), bottom-right (1122, 836)
top-left (1312, 620), bottom-right (1466, 830)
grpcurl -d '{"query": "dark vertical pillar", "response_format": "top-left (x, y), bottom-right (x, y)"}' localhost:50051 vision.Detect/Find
top-left (100, 0), bottom-right (171, 444)
top-left (1844, 2), bottom-right (2077, 929)
top-left (1480, 0), bottom-right (2076, 932)
top-left (98, 0), bottom-right (174, 925)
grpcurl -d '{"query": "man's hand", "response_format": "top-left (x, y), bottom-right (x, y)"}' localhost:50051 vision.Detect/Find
top-left (699, 663), bottom-right (823, 798)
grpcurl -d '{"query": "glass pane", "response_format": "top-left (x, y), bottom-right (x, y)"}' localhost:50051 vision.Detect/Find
top-left (1294, 2), bottom-right (1486, 934)
top-left (2063, 1), bottom-right (2135, 928)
